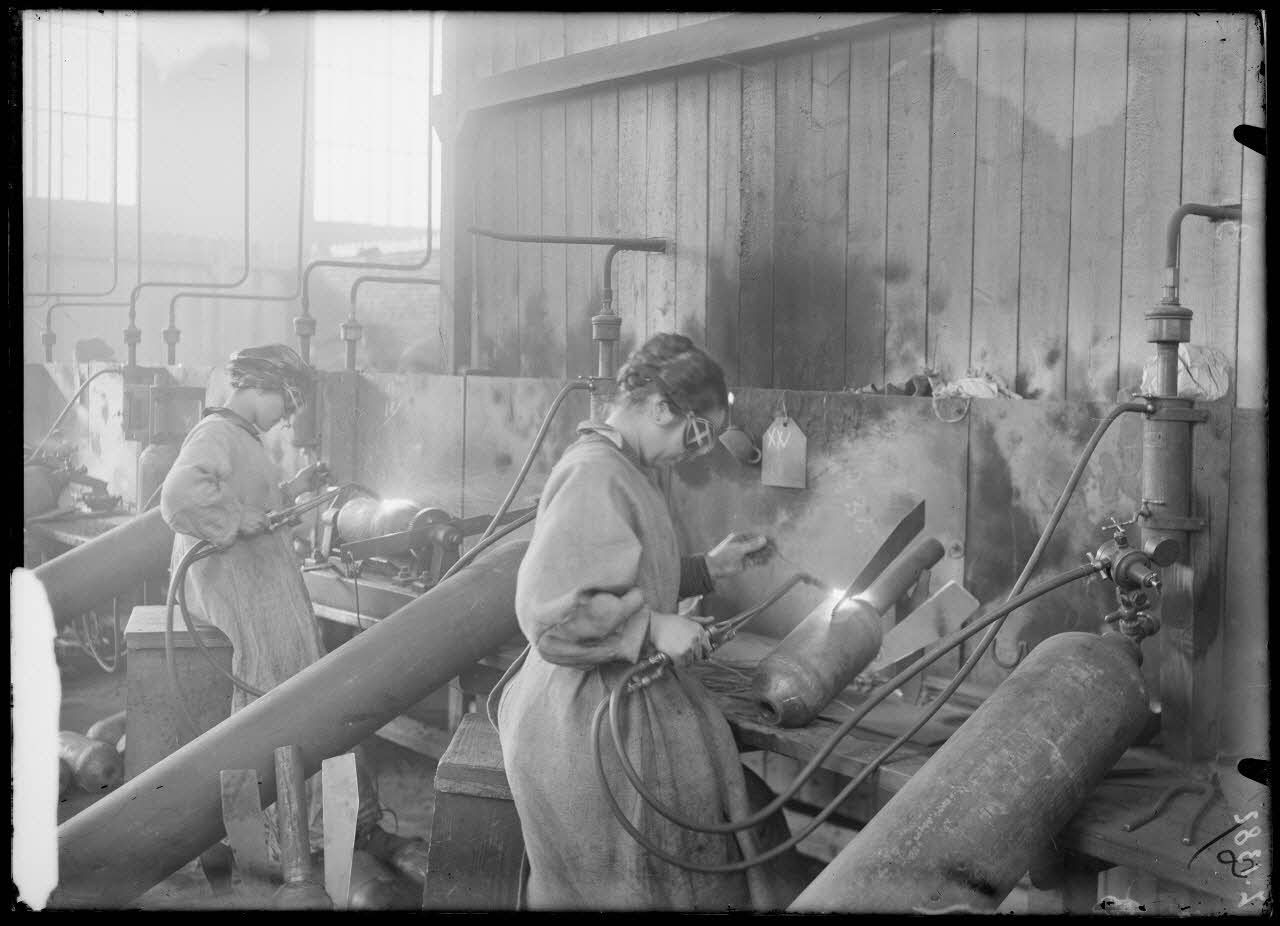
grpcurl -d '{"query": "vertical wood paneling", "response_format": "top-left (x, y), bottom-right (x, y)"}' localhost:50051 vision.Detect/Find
top-left (646, 80), bottom-right (677, 336)
top-left (1016, 15), bottom-right (1075, 400)
top-left (773, 47), bottom-right (849, 390)
top-left (1067, 14), bottom-right (1128, 402)
top-left (772, 53), bottom-right (813, 386)
top-left (675, 71), bottom-right (709, 345)
top-left (970, 14), bottom-right (1025, 385)
top-left (590, 88), bottom-right (621, 357)
top-left (884, 19), bottom-right (933, 384)
top-left (926, 14), bottom-right (978, 382)
top-left (1236, 17), bottom-right (1265, 410)
top-left (1118, 13), bottom-right (1187, 395)
top-left (738, 60), bottom-right (776, 385)
top-left (564, 13), bottom-right (617, 55)
top-left (846, 30), bottom-right (890, 390)
top-left (706, 65), bottom-right (742, 384)
top-left (617, 83), bottom-right (648, 352)
top-left (1182, 14), bottom-right (1247, 759)
top-left (515, 107), bottom-right (541, 375)
top-left (538, 13), bottom-right (565, 63)
top-left (617, 10), bottom-right (650, 355)
top-left (473, 113), bottom-right (518, 373)
top-left (514, 15), bottom-right (539, 69)
top-left (535, 101), bottom-right (567, 377)
top-left (565, 96), bottom-right (594, 377)
top-left (491, 13), bottom-right (517, 75)
top-left (617, 14), bottom-right (649, 43)
top-left (1179, 13), bottom-right (1246, 395)
top-left (469, 13), bottom-right (496, 81)
top-left (677, 13), bottom-right (723, 29)
top-left (439, 12), bottom-right (472, 370)
top-left (647, 13), bottom-right (679, 36)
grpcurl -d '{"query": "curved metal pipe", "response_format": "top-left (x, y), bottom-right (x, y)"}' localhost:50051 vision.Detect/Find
top-left (164, 18), bottom-right (314, 366)
top-left (342, 276), bottom-right (441, 371)
top-left (125, 13), bottom-right (254, 367)
top-left (43, 300), bottom-right (131, 361)
top-left (296, 12), bottom-right (437, 365)
top-left (465, 227), bottom-right (669, 388)
top-left (25, 11), bottom-right (123, 302)
top-left (1161, 202), bottom-right (1243, 304)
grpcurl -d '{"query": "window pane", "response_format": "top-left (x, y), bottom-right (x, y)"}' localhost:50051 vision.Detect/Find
top-left (369, 152), bottom-right (389, 227)
top-left (61, 23), bottom-right (88, 114)
top-left (87, 116), bottom-right (113, 202)
top-left (117, 27), bottom-right (137, 121)
top-left (117, 120), bottom-right (136, 205)
top-left (87, 26), bottom-right (115, 116)
top-left (61, 113), bottom-right (87, 200)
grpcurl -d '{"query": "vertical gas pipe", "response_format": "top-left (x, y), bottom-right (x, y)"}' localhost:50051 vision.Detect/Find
top-left (590, 245), bottom-right (625, 422)
top-left (1141, 201), bottom-right (1240, 759)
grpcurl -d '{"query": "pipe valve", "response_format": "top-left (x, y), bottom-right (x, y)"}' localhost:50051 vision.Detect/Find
top-left (1089, 517), bottom-right (1180, 593)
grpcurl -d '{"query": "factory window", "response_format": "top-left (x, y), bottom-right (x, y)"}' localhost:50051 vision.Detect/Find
top-left (22, 10), bottom-right (139, 205)
top-left (312, 12), bottom-right (440, 240)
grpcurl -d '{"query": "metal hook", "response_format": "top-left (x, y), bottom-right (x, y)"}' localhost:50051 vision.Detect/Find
top-left (989, 634), bottom-right (1029, 670)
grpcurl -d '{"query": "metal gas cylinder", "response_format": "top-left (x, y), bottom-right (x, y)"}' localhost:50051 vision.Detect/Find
top-left (136, 439), bottom-right (181, 511)
top-left (754, 537), bottom-right (944, 727)
top-left (58, 730), bottom-right (124, 793)
top-left (790, 630), bottom-right (1152, 913)
top-left (335, 496), bottom-right (422, 543)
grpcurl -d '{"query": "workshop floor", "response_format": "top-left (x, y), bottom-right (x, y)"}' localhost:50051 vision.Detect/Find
top-left (55, 651), bottom-right (438, 911)
top-left (53, 652), bottom-right (1052, 912)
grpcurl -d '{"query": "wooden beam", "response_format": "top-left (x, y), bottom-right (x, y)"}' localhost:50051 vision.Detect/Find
top-left (434, 13), bottom-right (909, 125)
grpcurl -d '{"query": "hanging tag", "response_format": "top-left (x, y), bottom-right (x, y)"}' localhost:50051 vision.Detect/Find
top-left (761, 416), bottom-right (807, 488)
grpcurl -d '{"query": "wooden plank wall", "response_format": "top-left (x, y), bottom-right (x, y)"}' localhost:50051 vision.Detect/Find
top-left (453, 11), bottom-right (1262, 410)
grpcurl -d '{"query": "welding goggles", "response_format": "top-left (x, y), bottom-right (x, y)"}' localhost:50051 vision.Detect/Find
top-left (659, 391), bottom-right (718, 459)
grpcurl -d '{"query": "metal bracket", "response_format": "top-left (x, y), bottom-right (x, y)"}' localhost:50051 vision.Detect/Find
top-left (1143, 515), bottom-right (1207, 532)
top-left (1147, 406), bottom-right (1210, 423)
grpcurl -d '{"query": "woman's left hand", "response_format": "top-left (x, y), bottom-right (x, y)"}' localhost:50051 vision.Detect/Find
top-left (705, 532), bottom-right (772, 580)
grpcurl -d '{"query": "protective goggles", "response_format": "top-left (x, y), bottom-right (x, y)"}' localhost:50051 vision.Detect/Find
top-left (280, 382), bottom-right (305, 416)
top-left (681, 411), bottom-right (718, 458)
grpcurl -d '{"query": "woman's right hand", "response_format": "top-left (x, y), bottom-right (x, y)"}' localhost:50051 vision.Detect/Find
top-left (237, 507), bottom-right (270, 537)
top-left (648, 611), bottom-right (712, 667)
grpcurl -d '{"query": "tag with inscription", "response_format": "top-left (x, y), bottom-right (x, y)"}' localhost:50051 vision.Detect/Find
top-left (761, 416), bottom-right (807, 489)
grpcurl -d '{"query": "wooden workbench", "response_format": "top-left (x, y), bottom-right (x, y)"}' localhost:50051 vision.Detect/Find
top-left (692, 631), bottom-right (1268, 914)
top-left (306, 588), bottom-right (1271, 914)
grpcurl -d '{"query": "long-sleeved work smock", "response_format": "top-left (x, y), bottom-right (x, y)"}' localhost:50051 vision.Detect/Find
top-left (161, 409), bottom-right (324, 714)
top-left (490, 422), bottom-right (786, 910)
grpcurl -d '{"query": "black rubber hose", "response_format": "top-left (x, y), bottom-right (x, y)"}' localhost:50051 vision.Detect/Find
top-left (593, 562), bottom-right (1102, 869)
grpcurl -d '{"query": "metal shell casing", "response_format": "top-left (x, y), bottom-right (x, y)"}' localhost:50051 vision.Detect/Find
top-left (790, 631), bottom-right (1151, 913)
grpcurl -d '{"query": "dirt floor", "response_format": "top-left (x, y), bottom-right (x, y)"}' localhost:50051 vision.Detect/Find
top-left (52, 646), bottom-right (438, 910)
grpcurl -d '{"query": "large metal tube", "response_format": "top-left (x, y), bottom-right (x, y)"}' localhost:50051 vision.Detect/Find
top-left (51, 540), bottom-right (528, 908)
top-left (32, 507), bottom-right (174, 629)
top-left (791, 631), bottom-right (1151, 913)
top-left (753, 537), bottom-right (945, 727)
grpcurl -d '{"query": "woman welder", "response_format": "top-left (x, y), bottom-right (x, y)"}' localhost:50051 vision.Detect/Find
top-left (489, 332), bottom-right (808, 910)
top-left (160, 343), bottom-right (428, 886)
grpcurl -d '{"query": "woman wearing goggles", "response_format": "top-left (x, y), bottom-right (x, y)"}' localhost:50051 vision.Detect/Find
top-left (489, 332), bottom-right (803, 911)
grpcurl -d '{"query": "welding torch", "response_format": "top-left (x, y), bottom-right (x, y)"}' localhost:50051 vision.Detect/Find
top-left (624, 571), bottom-right (823, 692)
top-left (264, 483), bottom-right (347, 531)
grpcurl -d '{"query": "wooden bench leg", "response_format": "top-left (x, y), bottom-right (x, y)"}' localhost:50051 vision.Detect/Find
top-left (422, 712), bottom-right (525, 910)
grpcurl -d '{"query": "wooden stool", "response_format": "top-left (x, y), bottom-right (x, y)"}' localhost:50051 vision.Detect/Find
top-left (422, 711), bottom-right (525, 910)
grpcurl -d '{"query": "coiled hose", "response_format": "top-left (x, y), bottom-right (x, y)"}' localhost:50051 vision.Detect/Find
top-left (595, 400), bottom-right (1150, 870)
top-left (592, 563), bottom-right (1102, 873)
